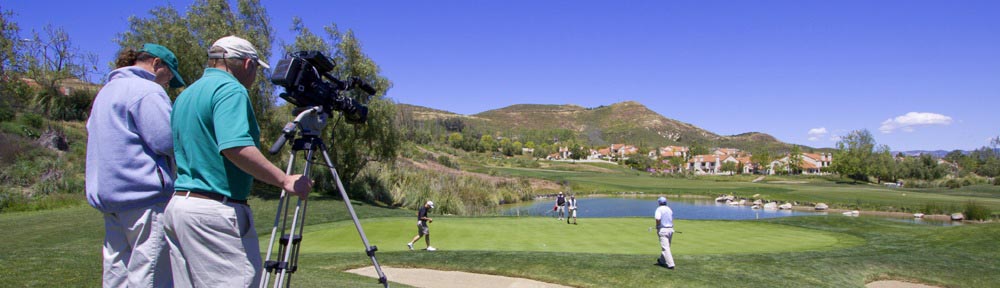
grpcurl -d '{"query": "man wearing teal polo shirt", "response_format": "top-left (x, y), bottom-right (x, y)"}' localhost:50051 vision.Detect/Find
top-left (163, 36), bottom-right (312, 288)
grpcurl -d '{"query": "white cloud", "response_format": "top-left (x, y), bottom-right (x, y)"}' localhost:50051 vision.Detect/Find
top-left (807, 127), bottom-right (828, 141)
top-left (879, 112), bottom-right (953, 134)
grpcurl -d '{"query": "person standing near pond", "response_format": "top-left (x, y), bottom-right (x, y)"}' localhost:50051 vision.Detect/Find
top-left (86, 43), bottom-right (186, 287)
top-left (654, 196), bottom-right (675, 269)
top-left (555, 192), bottom-right (566, 220)
top-left (567, 194), bottom-right (578, 225)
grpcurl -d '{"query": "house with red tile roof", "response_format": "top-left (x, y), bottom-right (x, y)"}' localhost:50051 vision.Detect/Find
top-left (769, 153), bottom-right (833, 175)
top-left (595, 144), bottom-right (639, 160)
top-left (686, 154), bottom-right (741, 175)
top-left (649, 146), bottom-right (689, 159)
top-left (546, 146), bottom-right (573, 160)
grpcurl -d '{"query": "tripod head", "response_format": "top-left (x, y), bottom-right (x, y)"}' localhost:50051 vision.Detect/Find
top-left (268, 106), bottom-right (328, 155)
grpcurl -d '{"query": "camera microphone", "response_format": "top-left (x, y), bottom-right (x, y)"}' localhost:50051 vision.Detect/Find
top-left (350, 77), bottom-right (376, 95)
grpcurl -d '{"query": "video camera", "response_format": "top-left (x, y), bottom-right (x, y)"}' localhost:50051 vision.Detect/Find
top-left (270, 51), bottom-right (374, 124)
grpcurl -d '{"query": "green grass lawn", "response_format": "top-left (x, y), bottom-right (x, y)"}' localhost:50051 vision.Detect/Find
top-left (3, 198), bottom-right (999, 287)
top-left (299, 217), bottom-right (862, 255)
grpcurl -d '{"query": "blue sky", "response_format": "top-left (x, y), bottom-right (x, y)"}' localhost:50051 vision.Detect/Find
top-left (6, 0), bottom-right (999, 151)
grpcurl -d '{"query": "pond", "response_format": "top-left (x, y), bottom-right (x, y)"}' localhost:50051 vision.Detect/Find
top-left (502, 196), bottom-right (961, 226)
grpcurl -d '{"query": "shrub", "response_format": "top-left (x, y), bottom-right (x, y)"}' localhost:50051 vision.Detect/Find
top-left (21, 112), bottom-right (44, 129)
top-left (944, 178), bottom-right (962, 189)
top-left (436, 155), bottom-right (459, 169)
top-left (0, 105), bottom-right (13, 122)
top-left (963, 201), bottom-right (992, 221)
top-left (353, 166), bottom-right (394, 204)
top-left (922, 202), bottom-right (948, 215)
top-left (904, 179), bottom-right (931, 188)
top-left (54, 89), bottom-right (95, 121)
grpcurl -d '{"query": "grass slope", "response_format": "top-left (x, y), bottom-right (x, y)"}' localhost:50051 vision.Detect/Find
top-left (299, 217), bottom-right (861, 255)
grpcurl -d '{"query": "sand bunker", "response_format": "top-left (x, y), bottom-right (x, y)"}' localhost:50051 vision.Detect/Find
top-left (346, 266), bottom-right (571, 288)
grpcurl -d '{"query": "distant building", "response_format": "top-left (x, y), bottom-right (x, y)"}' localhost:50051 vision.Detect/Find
top-left (650, 146), bottom-right (689, 159)
top-left (769, 153), bottom-right (833, 175)
top-left (686, 154), bottom-right (740, 175)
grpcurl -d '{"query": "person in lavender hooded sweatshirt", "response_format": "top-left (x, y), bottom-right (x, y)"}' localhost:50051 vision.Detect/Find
top-left (86, 43), bottom-right (185, 288)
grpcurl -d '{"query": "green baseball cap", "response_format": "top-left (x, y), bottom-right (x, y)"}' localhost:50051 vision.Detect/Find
top-left (139, 43), bottom-right (186, 88)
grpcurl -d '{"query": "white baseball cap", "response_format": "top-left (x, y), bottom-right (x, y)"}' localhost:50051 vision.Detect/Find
top-left (208, 35), bottom-right (270, 69)
top-left (426, 201), bottom-right (435, 208)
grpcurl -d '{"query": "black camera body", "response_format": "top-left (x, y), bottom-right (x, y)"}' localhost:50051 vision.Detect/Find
top-left (270, 51), bottom-right (372, 124)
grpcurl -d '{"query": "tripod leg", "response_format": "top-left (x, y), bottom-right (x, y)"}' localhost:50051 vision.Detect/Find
top-left (261, 152), bottom-right (297, 288)
top-left (274, 148), bottom-right (315, 288)
top-left (319, 146), bottom-right (389, 287)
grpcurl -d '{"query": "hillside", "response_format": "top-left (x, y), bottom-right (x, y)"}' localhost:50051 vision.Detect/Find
top-left (398, 101), bottom-right (799, 151)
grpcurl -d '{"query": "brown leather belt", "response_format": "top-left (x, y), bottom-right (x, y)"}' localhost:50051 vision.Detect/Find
top-left (175, 190), bottom-right (248, 206)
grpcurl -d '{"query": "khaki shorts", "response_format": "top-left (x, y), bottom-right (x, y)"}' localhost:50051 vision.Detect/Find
top-left (417, 222), bottom-right (429, 236)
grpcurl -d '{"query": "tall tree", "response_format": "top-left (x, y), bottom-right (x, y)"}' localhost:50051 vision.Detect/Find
top-left (787, 146), bottom-right (803, 174)
top-left (750, 147), bottom-right (773, 174)
top-left (117, 0), bottom-right (278, 138)
top-left (720, 161), bottom-right (739, 175)
top-left (688, 143), bottom-right (709, 159)
top-left (0, 6), bottom-right (32, 111)
top-left (0, 6), bottom-right (21, 78)
top-left (872, 144), bottom-right (897, 183)
top-left (115, 5), bottom-right (198, 98)
top-left (23, 25), bottom-right (97, 118)
top-left (830, 129), bottom-right (876, 182)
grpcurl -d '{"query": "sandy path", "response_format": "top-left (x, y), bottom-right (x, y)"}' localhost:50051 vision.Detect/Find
top-left (346, 266), bottom-right (572, 288)
top-left (865, 280), bottom-right (942, 288)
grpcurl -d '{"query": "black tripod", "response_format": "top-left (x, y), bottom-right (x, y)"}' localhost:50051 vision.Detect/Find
top-left (260, 106), bottom-right (388, 288)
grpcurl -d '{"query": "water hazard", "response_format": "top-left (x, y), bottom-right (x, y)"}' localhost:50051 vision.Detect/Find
top-left (503, 196), bottom-right (960, 225)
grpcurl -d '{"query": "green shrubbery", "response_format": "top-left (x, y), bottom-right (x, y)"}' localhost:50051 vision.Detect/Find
top-left (944, 178), bottom-right (962, 189)
top-left (921, 202), bottom-right (959, 215)
top-left (0, 106), bottom-right (13, 122)
top-left (903, 176), bottom-right (989, 189)
top-left (963, 201), bottom-right (993, 221)
top-left (373, 161), bottom-right (534, 215)
top-left (21, 112), bottom-right (44, 129)
top-left (436, 155), bottom-right (459, 169)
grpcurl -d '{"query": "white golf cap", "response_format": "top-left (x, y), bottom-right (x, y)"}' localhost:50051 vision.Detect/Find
top-left (426, 201), bottom-right (434, 208)
top-left (208, 35), bottom-right (270, 69)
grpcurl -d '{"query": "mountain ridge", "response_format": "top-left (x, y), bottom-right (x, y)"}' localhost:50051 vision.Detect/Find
top-left (397, 101), bottom-right (812, 151)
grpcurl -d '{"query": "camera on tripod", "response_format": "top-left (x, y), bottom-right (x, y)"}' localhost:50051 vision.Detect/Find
top-left (270, 50), bottom-right (374, 124)
top-left (261, 51), bottom-right (390, 287)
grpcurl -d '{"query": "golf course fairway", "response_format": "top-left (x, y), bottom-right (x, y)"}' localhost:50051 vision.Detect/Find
top-left (295, 217), bottom-right (863, 255)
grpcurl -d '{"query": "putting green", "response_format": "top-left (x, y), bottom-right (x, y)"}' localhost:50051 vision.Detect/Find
top-left (293, 217), bottom-right (862, 255)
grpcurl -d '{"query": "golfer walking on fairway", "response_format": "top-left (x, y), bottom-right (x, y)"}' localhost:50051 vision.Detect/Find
top-left (555, 192), bottom-right (566, 220)
top-left (407, 201), bottom-right (436, 251)
top-left (654, 196), bottom-right (675, 269)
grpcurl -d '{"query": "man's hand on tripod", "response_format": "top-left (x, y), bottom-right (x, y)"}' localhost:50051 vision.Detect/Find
top-left (282, 174), bottom-right (313, 198)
